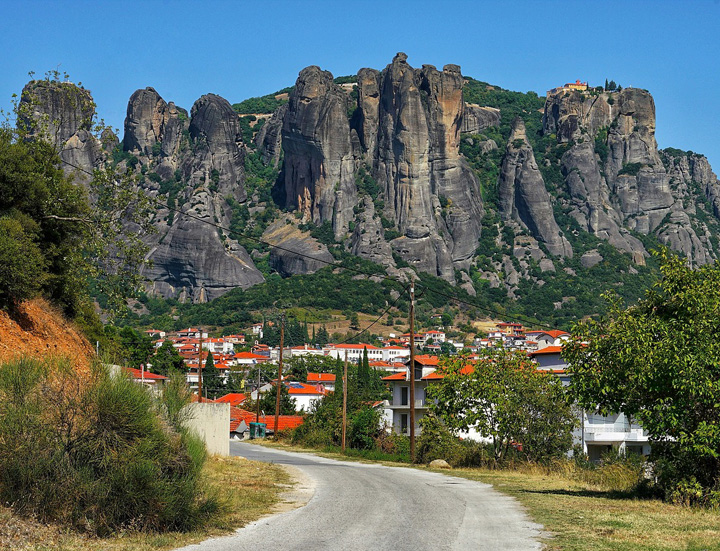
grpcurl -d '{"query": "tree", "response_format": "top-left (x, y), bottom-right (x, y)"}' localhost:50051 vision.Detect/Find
top-left (0, 73), bottom-right (154, 316)
top-left (151, 340), bottom-right (185, 376)
top-left (118, 326), bottom-right (154, 369)
top-left (316, 325), bottom-right (329, 347)
top-left (202, 351), bottom-right (224, 400)
top-left (564, 251), bottom-right (720, 495)
top-left (427, 349), bottom-right (576, 463)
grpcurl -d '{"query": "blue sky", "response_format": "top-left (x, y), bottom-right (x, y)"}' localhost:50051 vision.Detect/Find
top-left (2, 0), bottom-right (719, 168)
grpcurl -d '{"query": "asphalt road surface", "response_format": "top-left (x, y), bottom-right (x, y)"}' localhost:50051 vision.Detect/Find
top-left (176, 442), bottom-right (543, 551)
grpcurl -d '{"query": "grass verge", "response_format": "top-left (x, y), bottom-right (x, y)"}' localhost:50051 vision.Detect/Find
top-left (257, 440), bottom-right (720, 551)
top-left (0, 455), bottom-right (290, 551)
top-left (449, 467), bottom-right (720, 551)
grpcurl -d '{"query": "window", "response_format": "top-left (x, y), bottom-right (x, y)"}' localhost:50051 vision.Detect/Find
top-left (400, 414), bottom-right (408, 434)
top-left (400, 386), bottom-right (409, 406)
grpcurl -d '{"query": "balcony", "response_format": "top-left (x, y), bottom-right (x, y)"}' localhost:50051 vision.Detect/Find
top-left (389, 399), bottom-right (427, 409)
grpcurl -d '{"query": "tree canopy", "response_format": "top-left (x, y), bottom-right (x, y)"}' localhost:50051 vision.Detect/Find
top-left (0, 73), bottom-right (153, 318)
top-left (427, 349), bottom-right (576, 463)
top-left (564, 251), bottom-right (720, 495)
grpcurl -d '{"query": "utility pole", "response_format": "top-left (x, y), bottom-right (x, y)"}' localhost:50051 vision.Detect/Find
top-left (274, 315), bottom-right (284, 439)
top-left (197, 329), bottom-right (204, 402)
top-left (342, 349), bottom-right (348, 452)
top-left (256, 365), bottom-right (262, 423)
top-left (409, 284), bottom-right (416, 462)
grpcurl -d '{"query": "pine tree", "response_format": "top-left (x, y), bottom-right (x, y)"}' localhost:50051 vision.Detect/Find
top-left (203, 351), bottom-right (224, 400)
top-left (358, 347), bottom-right (371, 396)
top-left (604, 78), bottom-right (609, 91)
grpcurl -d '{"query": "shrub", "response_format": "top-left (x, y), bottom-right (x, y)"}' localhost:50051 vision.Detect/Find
top-left (0, 358), bottom-right (218, 535)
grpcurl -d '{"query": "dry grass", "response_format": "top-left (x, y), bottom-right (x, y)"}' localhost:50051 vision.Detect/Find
top-left (448, 466), bottom-right (720, 551)
top-left (0, 455), bottom-right (290, 551)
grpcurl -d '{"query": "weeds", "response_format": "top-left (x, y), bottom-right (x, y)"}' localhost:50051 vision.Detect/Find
top-left (0, 358), bottom-right (219, 535)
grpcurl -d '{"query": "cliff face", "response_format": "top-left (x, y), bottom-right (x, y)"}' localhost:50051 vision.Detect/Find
top-left (123, 89), bottom-right (264, 302)
top-left (498, 118), bottom-right (572, 257)
top-left (279, 53), bottom-right (484, 281)
top-left (541, 87), bottom-right (718, 264)
top-left (20, 80), bottom-right (103, 183)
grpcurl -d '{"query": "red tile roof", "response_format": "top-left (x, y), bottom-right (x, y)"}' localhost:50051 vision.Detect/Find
top-left (124, 367), bottom-right (167, 380)
top-left (331, 343), bottom-right (380, 350)
top-left (234, 352), bottom-right (269, 360)
top-left (529, 345), bottom-right (564, 356)
top-left (285, 382), bottom-right (328, 395)
top-left (307, 373), bottom-right (336, 383)
top-left (230, 408), bottom-right (305, 433)
top-left (382, 372), bottom-right (407, 381)
top-left (412, 355), bottom-right (440, 366)
top-left (215, 393), bottom-right (248, 406)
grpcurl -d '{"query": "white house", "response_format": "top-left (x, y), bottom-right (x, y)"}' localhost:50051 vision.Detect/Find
top-left (326, 343), bottom-right (383, 363)
top-left (527, 347), bottom-right (651, 460)
top-left (381, 345), bottom-right (410, 363)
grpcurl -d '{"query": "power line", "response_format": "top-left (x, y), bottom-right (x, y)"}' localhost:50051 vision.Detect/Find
top-left (58, 157), bottom-right (561, 332)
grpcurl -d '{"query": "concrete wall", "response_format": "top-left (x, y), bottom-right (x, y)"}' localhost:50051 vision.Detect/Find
top-left (183, 403), bottom-right (230, 456)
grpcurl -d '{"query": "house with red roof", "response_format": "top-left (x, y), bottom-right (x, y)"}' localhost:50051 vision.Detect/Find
top-left (525, 330), bottom-right (569, 348)
top-left (215, 392), bottom-right (248, 407)
top-left (284, 381), bottom-right (328, 412)
top-left (123, 367), bottom-right (167, 393)
top-left (307, 372), bottom-right (336, 392)
top-left (234, 351), bottom-right (270, 365)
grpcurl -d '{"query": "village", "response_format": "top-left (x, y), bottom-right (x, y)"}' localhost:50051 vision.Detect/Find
top-left (125, 320), bottom-right (649, 463)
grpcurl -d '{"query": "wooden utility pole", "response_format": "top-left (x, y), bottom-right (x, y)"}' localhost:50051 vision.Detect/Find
top-left (274, 316), bottom-right (284, 439)
top-left (342, 349), bottom-right (348, 452)
top-left (255, 366), bottom-right (262, 423)
top-left (197, 330), bottom-right (204, 402)
top-left (409, 284), bottom-right (416, 462)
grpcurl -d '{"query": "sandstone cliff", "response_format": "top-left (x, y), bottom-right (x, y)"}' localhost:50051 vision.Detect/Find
top-left (124, 89), bottom-right (264, 301)
top-left (542, 87), bottom-right (717, 264)
top-left (498, 118), bottom-right (572, 257)
top-left (279, 53), bottom-right (485, 281)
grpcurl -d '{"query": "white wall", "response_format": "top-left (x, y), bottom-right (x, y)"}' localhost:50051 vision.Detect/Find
top-left (183, 403), bottom-right (230, 456)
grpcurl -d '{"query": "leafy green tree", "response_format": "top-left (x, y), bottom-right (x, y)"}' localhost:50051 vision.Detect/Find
top-left (118, 326), bottom-right (154, 369)
top-left (0, 73), bottom-right (153, 316)
top-left (428, 349), bottom-right (575, 463)
top-left (0, 216), bottom-right (45, 307)
top-left (151, 340), bottom-right (185, 376)
top-left (564, 251), bottom-right (720, 495)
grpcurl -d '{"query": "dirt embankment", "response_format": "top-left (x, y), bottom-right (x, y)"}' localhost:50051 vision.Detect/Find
top-left (0, 299), bottom-right (93, 373)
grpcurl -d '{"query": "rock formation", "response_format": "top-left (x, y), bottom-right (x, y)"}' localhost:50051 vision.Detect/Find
top-left (20, 80), bottom-right (102, 182)
top-left (543, 87), bottom-right (715, 264)
top-left (123, 89), bottom-right (264, 301)
top-left (279, 53), bottom-right (485, 281)
top-left (498, 118), bottom-right (572, 257)
top-left (281, 66), bottom-right (358, 237)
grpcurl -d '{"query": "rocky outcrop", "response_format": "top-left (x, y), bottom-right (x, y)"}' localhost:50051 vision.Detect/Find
top-left (543, 87), bottom-right (714, 264)
top-left (255, 103), bottom-right (287, 166)
top-left (498, 118), bottom-right (572, 257)
top-left (278, 54), bottom-right (485, 281)
top-left (20, 80), bottom-right (102, 181)
top-left (461, 105), bottom-right (500, 134)
top-left (140, 190), bottom-right (264, 302)
top-left (282, 66), bottom-right (358, 236)
top-left (185, 94), bottom-right (247, 202)
top-left (263, 217), bottom-right (334, 277)
top-left (122, 88), bottom-right (266, 301)
top-left (350, 197), bottom-right (395, 268)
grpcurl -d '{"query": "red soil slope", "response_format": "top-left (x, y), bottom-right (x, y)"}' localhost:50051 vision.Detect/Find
top-left (0, 299), bottom-right (93, 373)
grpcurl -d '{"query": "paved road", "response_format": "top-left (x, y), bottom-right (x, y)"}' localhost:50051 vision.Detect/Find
top-left (176, 442), bottom-right (543, 551)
